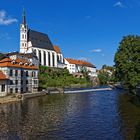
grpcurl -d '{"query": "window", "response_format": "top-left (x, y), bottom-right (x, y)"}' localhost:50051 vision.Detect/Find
top-left (44, 51), bottom-right (46, 66)
top-left (10, 70), bottom-right (13, 76)
top-left (26, 71), bottom-right (28, 77)
top-left (48, 52), bottom-right (50, 66)
top-left (15, 80), bottom-right (18, 85)
top-left (15, 70), bottom-right (18, 76)
top-left (15, 88), bottom-right (18, 93)
top-left (22, 43), bottom-right (24, 47)
top-left (25, 43), bottom-right (26, 47)
top-left (26, 80), bottom-right (28, 84)
top-left (52, 53), bottom-right (55, 67)
top-left (34, 80), bottom-right (38, 84)
top-left (10, 80), bottom-right (13, 85)
top-left (25, 35), bottom-right (26, 39)
top-left (21, 70), bottom-right (23, 77)
top-left (22, 34), bottom-right (24, 39)
top-left (1, 85), bottom-right (5, 92)
top-left (26, 87), bottom-right (28, 92)
top-left (10, 88), bottom-right (13, 93)
top-left (32, 72), bottom-right (35, 77)
top-left (21, 80), bottom-right (23, 85)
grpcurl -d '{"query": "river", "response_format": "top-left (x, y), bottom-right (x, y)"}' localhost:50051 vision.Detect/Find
top-left (0, 89), bottom-right (124, 140)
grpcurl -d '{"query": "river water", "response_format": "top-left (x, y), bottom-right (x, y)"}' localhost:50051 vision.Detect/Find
top-left (0, 90), bottom-right (124, 140)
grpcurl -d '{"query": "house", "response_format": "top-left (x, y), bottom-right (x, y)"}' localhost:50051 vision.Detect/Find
top-left (64, 58), bottom-right (97, 77)
top-left (0, 55), bottom-right (39, 97)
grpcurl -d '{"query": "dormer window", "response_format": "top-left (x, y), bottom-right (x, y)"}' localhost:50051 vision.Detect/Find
top-left (11, 61), bottom-right (16, 64)
top-left (24, 63), bottom-right (28, 66)
top-left (19, 62), bottom-right (23, 65)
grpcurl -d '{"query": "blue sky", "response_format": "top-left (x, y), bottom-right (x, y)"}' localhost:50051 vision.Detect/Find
top-left (0, 0), bottom-right (140, 69)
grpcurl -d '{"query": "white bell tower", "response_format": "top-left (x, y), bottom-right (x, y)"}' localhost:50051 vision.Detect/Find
top-left (20, 9), bottom-right (28, 53)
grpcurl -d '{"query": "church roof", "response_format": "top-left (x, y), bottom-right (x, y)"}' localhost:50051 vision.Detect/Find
top-left (28, 29), bottom-right (55, 51)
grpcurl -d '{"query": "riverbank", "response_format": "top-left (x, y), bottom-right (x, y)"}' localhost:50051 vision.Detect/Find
top-left (119, 93), bottom-right (140, 140)
top-left (0, 87), bottom-right (113, 105)
top-left (0, 95), bottom-right (22, 104)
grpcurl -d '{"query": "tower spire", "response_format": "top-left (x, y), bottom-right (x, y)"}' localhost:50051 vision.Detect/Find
top-left (22, 8), bottom-right (26, 25)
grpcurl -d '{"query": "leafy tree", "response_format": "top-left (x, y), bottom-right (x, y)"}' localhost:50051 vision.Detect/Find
top-left (114, 35), bottom-right (140, 94)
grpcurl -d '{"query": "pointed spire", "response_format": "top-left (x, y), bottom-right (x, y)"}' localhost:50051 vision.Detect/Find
top-left (22, 8), bottom-right (26, 25)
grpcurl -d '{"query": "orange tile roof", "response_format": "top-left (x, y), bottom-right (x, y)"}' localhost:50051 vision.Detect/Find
top-left (0, 71), bottom-right (8, 80)
top-left (0, 58), bottom-right (38, 70)
top-left (65, 58), bottom-right (96, 68)
top-left (53, 45), bottom-right (61, 54)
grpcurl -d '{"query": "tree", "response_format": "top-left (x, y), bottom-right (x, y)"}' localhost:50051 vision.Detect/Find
top-left (114, 35), bottom-right (140, 94)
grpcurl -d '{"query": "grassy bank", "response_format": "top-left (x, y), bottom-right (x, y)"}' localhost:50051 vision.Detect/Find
top-left (39, 66), bottom-right (92, 89)
top-left (119, 93), bottom-right (140, 140)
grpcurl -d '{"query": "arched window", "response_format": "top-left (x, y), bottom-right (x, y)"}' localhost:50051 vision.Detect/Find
top-left (39, 50), bottom-right (41, 65)
top-left (52, 53), bottom-right (55, 67)
top-left (44, 51), bottom-right (46, 66)
top-left (34, 49), bottom-right (37, 56)
top-left (48, 52), bottom-right (50, 66)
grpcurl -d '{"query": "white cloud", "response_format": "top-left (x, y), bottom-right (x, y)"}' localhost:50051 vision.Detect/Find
top-left (0, 10), bottom-right (18, 25)
top-left (91, 49), bottom-right (102, 53)
top-left (114, 1), bottom-right (125, 8)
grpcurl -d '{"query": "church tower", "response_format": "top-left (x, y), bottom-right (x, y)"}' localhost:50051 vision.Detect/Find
top-left (20, 9), bottom-right (28, 53)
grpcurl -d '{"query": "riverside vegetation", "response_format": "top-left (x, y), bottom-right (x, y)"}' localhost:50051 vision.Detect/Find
top-left (39, 66), bottom-right (92, 89)
top-left (114, 35), bottom-right (140, 140)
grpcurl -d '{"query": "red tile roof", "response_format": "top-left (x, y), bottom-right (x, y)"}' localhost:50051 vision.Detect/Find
top-left (0, 58), bottom-right (38, 70)
top-left (65, 58), bottom-right (96, 68)
top-left (0, 71), bottom-right (7, 80)
top-left (53, 45), bottom-right (61, 54)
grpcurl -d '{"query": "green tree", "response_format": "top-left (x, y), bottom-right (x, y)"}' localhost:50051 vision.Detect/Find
top-left (114, 35), bottom-right (140, 94)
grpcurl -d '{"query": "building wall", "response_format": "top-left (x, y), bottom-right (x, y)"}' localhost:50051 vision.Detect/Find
top-left (0, 80), bottom-right (8, 96)
top-left (0, 67), bottom-right (38, 94)
top-left (33, 48), bottom-right (57, 67)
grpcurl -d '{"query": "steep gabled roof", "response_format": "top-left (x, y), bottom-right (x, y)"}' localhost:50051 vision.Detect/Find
top-left (28, 29), bottom-right (55, 51)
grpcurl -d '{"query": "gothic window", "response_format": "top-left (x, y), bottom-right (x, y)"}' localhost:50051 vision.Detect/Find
top-left (34, 49), bottom-right (37, 56)
top-left (25, 35), bottom-right (26, 39)
top-left (22, 43), bottom-right (24, 47)
top-left (48, 52), bottom-right (50, 66)
top-left (44, 51), bottom-right (46, 66)
top-left (22, 34), bottom-right (24, 39)
top-left (25, 43), bottom-right (26, 47)
top-left (52, 53), bottom-right (55, 67)
top-left (39, 50), bottom-right (41, 65)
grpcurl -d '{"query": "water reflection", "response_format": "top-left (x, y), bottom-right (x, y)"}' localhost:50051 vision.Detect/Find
top-left (0, 90), bottom-right (123, 140)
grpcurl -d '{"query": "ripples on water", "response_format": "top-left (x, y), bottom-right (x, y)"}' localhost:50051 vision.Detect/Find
top-left (0, 90), bottom-right (124, 140)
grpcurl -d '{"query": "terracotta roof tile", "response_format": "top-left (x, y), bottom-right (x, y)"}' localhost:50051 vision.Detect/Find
top-left (0, 71), bottom-right (8, 80)
top-left (0, 57), bottom-right (38, 70)
top-left (66, 58), bottom-right (96, 68)
top-left (53, 45), bottom-right (61, 54)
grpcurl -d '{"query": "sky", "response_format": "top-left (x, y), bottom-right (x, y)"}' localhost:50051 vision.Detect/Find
top-left (0, 0), bottom-right (140, 69)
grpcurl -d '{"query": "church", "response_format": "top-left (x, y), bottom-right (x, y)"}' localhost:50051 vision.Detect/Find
top-left (20, 9), bottom-right (64, 68)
